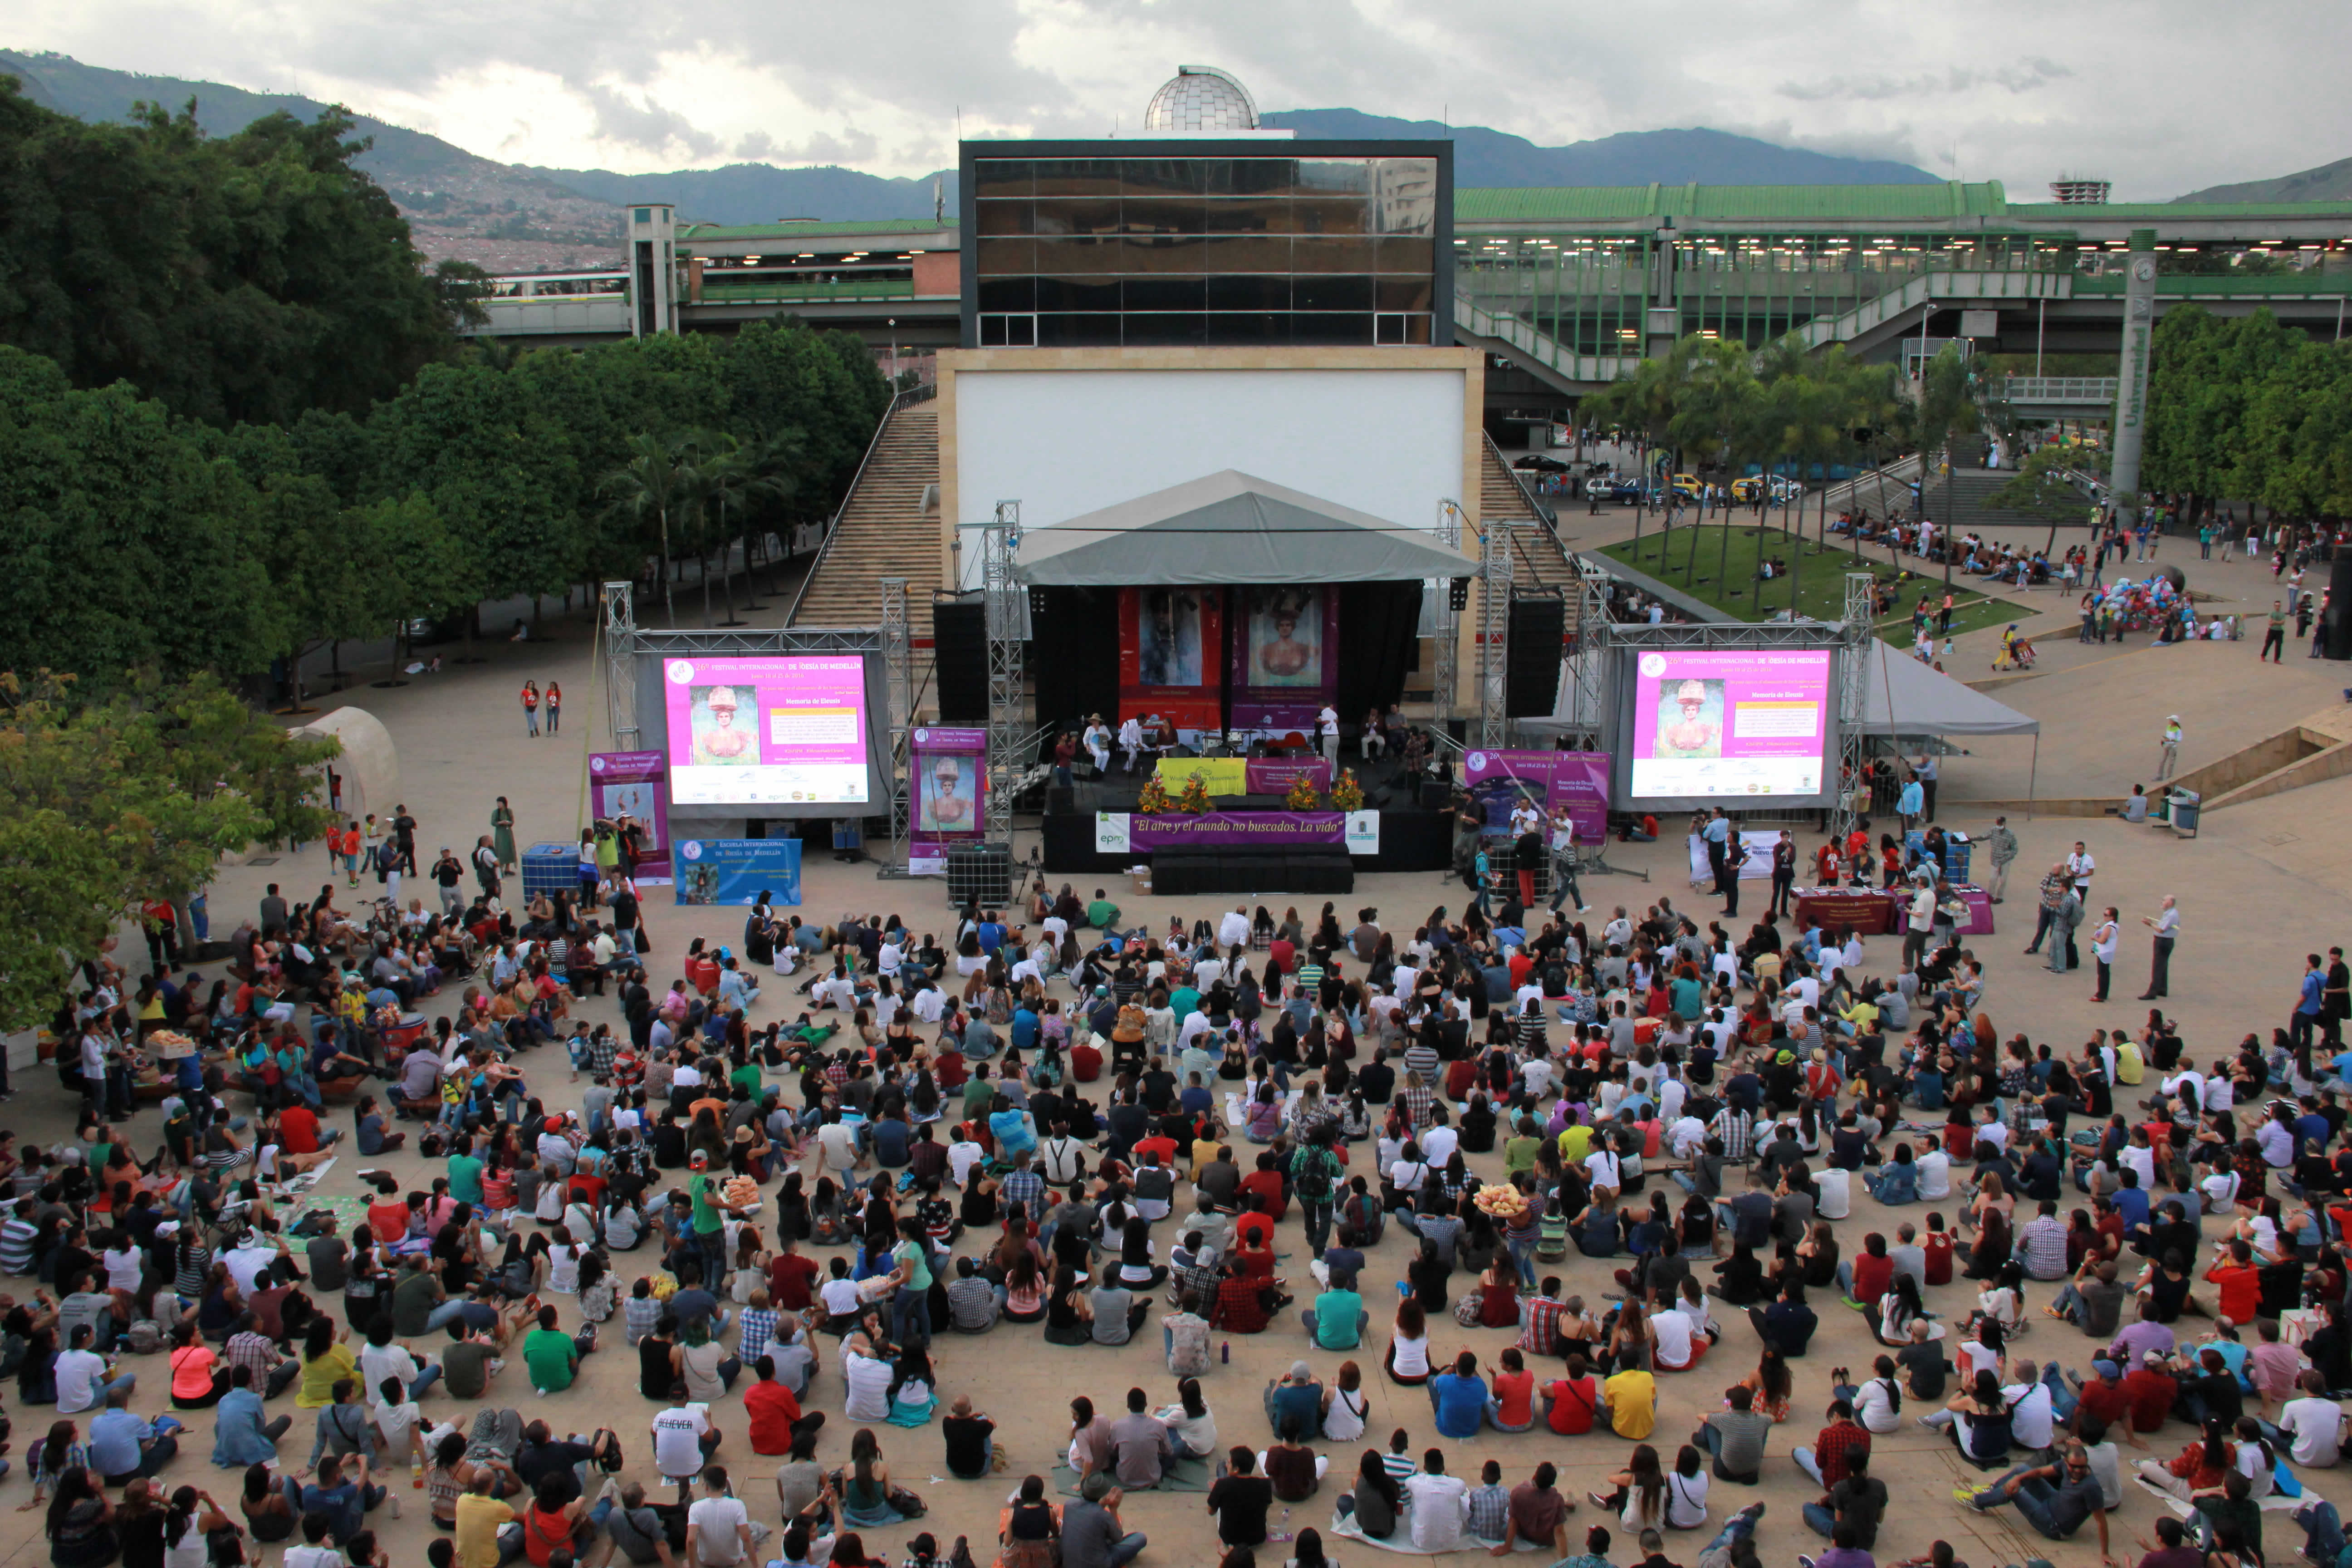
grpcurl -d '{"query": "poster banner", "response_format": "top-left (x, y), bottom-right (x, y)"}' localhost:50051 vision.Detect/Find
top-left (588, 751), bottom-right (674, 882)
top-left (1463, 750), bottom-right (1612, 843)
top-left (1228, 586), bottom-right (1340, 731)
top-left (909, 726), bottom-right (987, 876)
top-left (1093, 811), bottom-right (1352, 853)
top-left (673, 838), bottom-right (802, 906)
top-left (1118, 586), bottom-right (1225, 733)
top-left (1149, 756), bottom-right (1334, 799)
top-left (1246, 758), bottom-right (1333, 796)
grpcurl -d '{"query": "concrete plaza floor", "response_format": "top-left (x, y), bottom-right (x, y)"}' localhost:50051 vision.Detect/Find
top-left (4, 529), bottom-right (2347, 1568)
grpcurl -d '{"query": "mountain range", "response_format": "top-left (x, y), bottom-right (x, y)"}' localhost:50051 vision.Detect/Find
top-left (2176, 156), bottom-right (2352, 205)
top-left (2, 48), bottom-right (2340, 273)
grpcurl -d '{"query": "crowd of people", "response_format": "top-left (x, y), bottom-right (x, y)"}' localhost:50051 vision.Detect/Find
top-left (4, 779), bottom-right (2349, 1568)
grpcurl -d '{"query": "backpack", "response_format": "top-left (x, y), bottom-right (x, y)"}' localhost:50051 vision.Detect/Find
top-left (1292, 1151), bottom-right (1333, 1204)
top-left (123, 1320), bottom-right (164, 1355)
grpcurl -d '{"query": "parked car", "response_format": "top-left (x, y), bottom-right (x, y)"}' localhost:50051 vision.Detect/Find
top-left (1731, 475), bottom-right (1807, 504)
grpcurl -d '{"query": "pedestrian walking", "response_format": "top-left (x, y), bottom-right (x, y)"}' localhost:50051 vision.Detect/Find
top-left (472, 835), bottom-right (503, 899)
top-left (522, 679), bottom-right (541, 737)
top-left (2155, 716), bottom-right (2181, 782)
top-left (1984, 815), bottom-right (2018, 903)
top-left (1914, 752), bottom-right (1939, 822)
top-left (1547, 806), bottom-right (1588, 914)
top-left (2260, 601), bottom-right (2287, 663)
top-left (545, 681), bottom-right (562, 735)
top-left (2137, 894), bottom-right (2179, 1000)
top-left (2023, 862), bottom-right (2068, 956)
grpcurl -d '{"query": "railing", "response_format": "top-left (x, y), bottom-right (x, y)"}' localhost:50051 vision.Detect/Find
top-left (2074, 273), bottom-right (2352, 298)
top-left (1815, 455), bottom-right (1924, 516)
top-left (1485, 431), bottom-right (1558, 533)
top-left (694, 277), bottom-right (957, 305)
top-left (785, 383), bottom-right (939, 626)
top-left (2001, 377), bottom-right (2118, 404)
top-left (1453, 294), bottom-right (1636, 384)
top-left (1796, 270), bottom-right (2074, 350)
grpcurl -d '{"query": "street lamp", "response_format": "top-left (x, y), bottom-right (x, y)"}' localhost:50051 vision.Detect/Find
top-left (888, 318), bottom-right (897, 387)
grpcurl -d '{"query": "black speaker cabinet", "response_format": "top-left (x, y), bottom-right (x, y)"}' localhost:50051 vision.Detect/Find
top-left (1505, 595), bottom-right (1567, 716)
top-left (933, 599), bottom-right (989, 720)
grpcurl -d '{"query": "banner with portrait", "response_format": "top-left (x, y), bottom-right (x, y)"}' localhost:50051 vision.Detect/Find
top-left (1227, 584), bottom-right (1339, 732)
top-left (1117, 586), bottom-right (1224, 733)
top-left (587, 751), bottom-right (674, 882)
top-left (908, 726), bottom-right (986, 876)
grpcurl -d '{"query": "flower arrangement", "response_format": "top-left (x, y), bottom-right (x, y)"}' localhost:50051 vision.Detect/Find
top-left (1176, 771), bottom-right (1215, 814)
top-left (1284, 773), bottom-right (1321, 811)
top-left (1330, 768), bottom-right (1365, 811)
top-left (1136, 774), bottom-right (1172, 815)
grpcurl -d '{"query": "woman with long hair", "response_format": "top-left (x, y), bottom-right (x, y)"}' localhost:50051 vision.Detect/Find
top-left (1347, 1448), bottom-right (1403, 1539)
top-left (1590, 1442), bottom-right (1667, 1533)
top-left (1384, 1298), bottom-right (1431, 1385)
top-left (44, 1466), bottom-right (116, 1568)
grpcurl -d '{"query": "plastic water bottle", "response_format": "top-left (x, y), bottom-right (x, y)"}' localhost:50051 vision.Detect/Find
top-left (1220, 1340), bottom-right (1230, 1364)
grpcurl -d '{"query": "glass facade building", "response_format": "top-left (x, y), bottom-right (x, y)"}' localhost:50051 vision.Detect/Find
top-left (960, 141), bottom-right (1452, 349)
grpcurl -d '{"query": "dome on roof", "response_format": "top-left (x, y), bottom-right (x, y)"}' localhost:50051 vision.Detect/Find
top-left (1143, 65), bottom-right (1259, 132)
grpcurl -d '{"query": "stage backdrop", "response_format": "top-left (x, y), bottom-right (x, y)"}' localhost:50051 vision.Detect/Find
top-left (588, 751), bottom-right (674, 882)
top-left (1228, 585), bottom-right (1339, 732)
top-left (1464, 750), bottom-right (1610, 843)
top-left (1118, 586), bottom-right (1224, 732)
top-left (674, 838), bottom-right (802, 906)
top-left (909, 726), bottom-right (987, 876)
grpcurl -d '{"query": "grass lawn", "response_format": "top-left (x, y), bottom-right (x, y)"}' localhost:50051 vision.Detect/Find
top-left (1598, 522), bottom-right (2022, 640)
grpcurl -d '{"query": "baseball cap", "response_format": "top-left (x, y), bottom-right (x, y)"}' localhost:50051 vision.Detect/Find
top-left (689, 1151), bottom-right (709, 1167)
top-left (2142, 1349), bottom-right (2165, 1366)
top-left (2091, 1358), bottom-right (2120, 1379)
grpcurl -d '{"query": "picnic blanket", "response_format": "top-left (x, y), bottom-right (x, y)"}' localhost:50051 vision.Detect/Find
top-left (1050, 1457), bottom-right (1215, 1496)
top-left (1328, 1512), bottom-right (1526, 1555)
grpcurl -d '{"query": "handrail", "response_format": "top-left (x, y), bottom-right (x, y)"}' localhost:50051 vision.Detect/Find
top-left (786, 382), bottom-right (938, 626)
top-left (1484, 431), bottom-right (1558, 533)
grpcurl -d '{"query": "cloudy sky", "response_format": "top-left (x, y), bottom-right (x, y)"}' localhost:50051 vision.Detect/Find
top-left (10, 0), bottom-right (2347, 196)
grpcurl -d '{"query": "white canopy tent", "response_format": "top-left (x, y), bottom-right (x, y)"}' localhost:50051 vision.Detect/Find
top-left (1009, 470), bottom-right (1479, 587)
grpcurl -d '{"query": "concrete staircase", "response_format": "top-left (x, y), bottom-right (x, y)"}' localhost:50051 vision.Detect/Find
top-left (789, 405), bottom-right (941, 641)
top-left (1481, 440), bottom-right (1582, 637)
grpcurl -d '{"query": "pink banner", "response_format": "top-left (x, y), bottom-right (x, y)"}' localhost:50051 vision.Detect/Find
top-left (1462, 749), bottom-right (1611, 843)
top-left (1244, 758), bottom-right (1333, 795)
top-left (588, 751), bottom-right (672, 882)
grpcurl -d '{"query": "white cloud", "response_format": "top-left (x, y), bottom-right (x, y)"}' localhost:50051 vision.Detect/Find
top-left (2, 0), bottom-right (2347, 198)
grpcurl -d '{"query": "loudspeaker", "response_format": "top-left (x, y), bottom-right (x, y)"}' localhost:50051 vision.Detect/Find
top-left (1046, 785), bottom-right (1075, 813)
top-left (1505, 595), bottom-right (1567, 716)
top-left (1420, 780), bottom-right (1452, 810)
top-left (2327, 556), bottom-right (2352, 661)
top-left (934, 599), bottom-right (988, 720)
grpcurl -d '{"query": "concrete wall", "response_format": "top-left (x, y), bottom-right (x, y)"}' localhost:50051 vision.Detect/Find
top-left (936, 346), bottom-right (1483, 591)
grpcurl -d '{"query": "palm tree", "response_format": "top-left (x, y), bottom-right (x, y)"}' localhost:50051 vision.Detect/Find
top-left (1916, 344), bottom-right (1983, 587)
top-left (696, 430), bottom-right (802, 624)
top-left (733, 426), bottom-right (808, 603)
top-left (602, 432), bottom-right (689, 626)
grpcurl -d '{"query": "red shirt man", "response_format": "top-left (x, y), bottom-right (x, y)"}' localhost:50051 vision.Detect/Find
top-left (1809, 1412), bottom-right (1872, 1486)
top-left (767, 1246), bottom-right (820, 1312)
top-left (278, 1105), bottom-right (322, 1155)
top-left (743, 1368), bottom-right (807, 1454)
top-left (2204, 1246), bottom-right (2260, 1324)
top-left (2121, 1357), bottom-right (2178, 1432)
top-left (1543, 1372), bottom-right (1599, 1435)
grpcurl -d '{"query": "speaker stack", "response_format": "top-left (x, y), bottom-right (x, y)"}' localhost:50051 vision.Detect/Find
top-left (933, 599), bottom-right (989, 720)
top-left (1504, 594), bottom-right (1567, 716)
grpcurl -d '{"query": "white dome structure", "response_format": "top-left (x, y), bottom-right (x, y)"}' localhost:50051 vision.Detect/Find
top-left (1143, 66), bottom-right (1259, 132)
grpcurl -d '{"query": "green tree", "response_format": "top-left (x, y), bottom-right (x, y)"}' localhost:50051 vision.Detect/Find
top-left (0, 672), bottom-right (338, 1031)
top-left (0, 82), bottom-right (459, 425)
top-left (1915, 344), bottom-right (1982, 585)
top-left (603, 432), bottom-right (692, 626)
top-left (1989, 445), bottom-right (2102, 554)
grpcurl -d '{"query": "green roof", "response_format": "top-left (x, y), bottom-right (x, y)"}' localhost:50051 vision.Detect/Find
top-left (677, 218), bottom-right (955, 240)
top-left (1455, 181), bottom-right (2010, 223)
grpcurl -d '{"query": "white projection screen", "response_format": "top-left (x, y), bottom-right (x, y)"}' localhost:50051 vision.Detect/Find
top-left (949, 366), bottom-right (1469, 588)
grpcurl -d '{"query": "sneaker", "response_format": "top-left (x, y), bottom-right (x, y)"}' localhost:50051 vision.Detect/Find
top-left (1798, 1558), bottom-right (1817, 1568)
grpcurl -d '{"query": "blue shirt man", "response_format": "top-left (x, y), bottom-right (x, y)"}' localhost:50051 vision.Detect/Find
top-left (212, 1385), bottom-right (280, 1466)
top-left (88, 1406), bottom-right (160, 1480)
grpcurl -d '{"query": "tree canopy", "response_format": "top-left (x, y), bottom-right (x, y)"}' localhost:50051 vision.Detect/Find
top-left (0, 80), bottom-right (466, 425)
top-left (0, 672), bottom-right (338, 1032)
top-left (2144, 304), bottom-right (2352, 519)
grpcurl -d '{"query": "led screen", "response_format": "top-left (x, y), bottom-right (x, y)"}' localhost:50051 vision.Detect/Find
top-left (661, 656), bottom-right (871, 807)
top-left (1627, 649), bottom-right (1831, 800)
